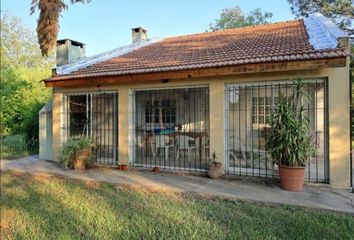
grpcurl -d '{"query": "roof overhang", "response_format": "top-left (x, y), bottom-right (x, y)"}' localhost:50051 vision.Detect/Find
top-left (44, 57), bottom-right (347, 88)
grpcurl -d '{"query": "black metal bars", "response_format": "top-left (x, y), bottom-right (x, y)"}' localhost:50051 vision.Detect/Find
top-left (62, 92), bottom-right (118, 166)
top-left (130, 87), bottom-right (210, 171)
top-left (225, 80), bottom-right (329, 183)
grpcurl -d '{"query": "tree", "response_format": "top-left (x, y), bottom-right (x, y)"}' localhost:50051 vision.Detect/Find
top-left (30, 0), bottom-right (90, 56)
top-left (0, 13), bottom-right (54, 149)
top-left (209, 6), bottom-right (273, 31)
top-left (287, 1), bottom-right (354, 106)
top-left (288, 1), bottom-right (354, 140)
top-left (287, 0), bottom-right (354, 35)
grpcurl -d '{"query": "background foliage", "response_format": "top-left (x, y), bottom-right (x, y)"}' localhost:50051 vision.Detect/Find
top-left (209, 6), bottom-right (273, 31)
top-left (0, 13), bottom-right (54, 153)
top-left (287, 0), bottom-right (354, 34)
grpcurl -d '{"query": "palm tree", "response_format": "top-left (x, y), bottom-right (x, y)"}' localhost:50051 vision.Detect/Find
top-left (30, 0), bottom-right (90, 56)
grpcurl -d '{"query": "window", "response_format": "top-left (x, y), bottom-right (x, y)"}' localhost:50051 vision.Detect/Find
top-left (145, 99), bottom-right (176, 126)
top-left (252, 97), bottom-right (271, 128)
top-left (69, 95), bottom-right (90, 137)
top-left (145, 100), bottom-right (159, 124)
top-left (161, 100), bottom-right (176, 124)
top-left (63, 92), bottom-right (119, 165)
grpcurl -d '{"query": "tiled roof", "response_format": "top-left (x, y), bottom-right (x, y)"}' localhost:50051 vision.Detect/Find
top-left (50, 19), bottom-right (347, 81)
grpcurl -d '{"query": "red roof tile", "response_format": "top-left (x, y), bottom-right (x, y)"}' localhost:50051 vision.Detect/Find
top-left (50, 20), bottom-right (347, 81)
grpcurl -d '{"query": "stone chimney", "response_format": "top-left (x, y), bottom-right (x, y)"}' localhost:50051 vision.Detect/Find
top-left (131, 27), bottom-right (148, 44)
top-left (56, 39), bottom-right (85, 66)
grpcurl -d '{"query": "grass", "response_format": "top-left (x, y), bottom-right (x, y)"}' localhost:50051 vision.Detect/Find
top-left (1, 172), bottom-right (354, 240)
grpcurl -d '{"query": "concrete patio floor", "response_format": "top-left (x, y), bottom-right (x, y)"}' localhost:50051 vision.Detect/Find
top-left (1, 155), bottom-right (354, 215)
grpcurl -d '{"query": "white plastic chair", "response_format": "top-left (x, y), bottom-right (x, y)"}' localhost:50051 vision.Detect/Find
top-left (150, 135), bottom-right (175, 161)
top-left (195, 135), bottom-right (210, 158)
top-left (175, 135), bottom-right (196, 161)
top-left (228, 135), bottom-right (272, 169)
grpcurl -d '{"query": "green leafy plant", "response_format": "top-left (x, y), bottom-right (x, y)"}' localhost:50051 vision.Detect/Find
top-left (208, 151), bottom-right (219, 163)
top-left (265, 79), bottom-right (315, 167)
top-left (60, 137), bottom-right (94, 169)
top-left (2, 134), bottom-right (27, 153)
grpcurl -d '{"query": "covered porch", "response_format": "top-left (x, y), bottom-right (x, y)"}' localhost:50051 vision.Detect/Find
top-left (225, 79), bottom-right (329, 183)
top-left (130, 86), bottom-right (210, 171)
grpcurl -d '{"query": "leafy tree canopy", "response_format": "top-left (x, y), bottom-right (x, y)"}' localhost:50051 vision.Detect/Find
top-left (0, 13), bottom-right (54, 148)
top-left (30, 0), bottom-right (90, 56)
top-left (287, 0), bottom-right (354, 35)
top-left (209, 6), bottom-right (273, 31)
top-left (287, 0), bottom-right (353, 87)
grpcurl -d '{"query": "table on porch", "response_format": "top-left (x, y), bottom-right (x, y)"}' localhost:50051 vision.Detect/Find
top-left (142, 130), bottom-right (209, 161)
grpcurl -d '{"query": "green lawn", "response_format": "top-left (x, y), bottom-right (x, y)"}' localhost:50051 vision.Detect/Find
top-left (1, 172), bottom-right (353, 240)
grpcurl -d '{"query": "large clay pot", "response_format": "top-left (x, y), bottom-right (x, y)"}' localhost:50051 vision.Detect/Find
top-left (278, 165), bottom-right (305, 192)
top-left (73, 148), bottom-right (91, 170)
top-left (152, 167), bottom-right (160, 173)
top-left (208, 162), bottom-right (222, 179)
top-left (118, 165), bottom-right (128, 171)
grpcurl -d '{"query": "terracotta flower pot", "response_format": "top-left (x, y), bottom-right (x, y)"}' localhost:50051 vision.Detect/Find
top-left (278, 165), bottom-right (305, 192)
top-left (73, 148), bottom-right (91, 170)
top-left (118, 165), bottom-right (128, 171)
top-left (208, 162), bottom-right (222, 179)
top-left (152, 167), bottom-right (160, 173)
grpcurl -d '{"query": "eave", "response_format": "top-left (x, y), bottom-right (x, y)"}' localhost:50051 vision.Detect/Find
top-left (44, 57), bottom-right (347, 88)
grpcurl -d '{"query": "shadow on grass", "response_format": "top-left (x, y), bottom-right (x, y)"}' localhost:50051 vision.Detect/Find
top-left (1, 172), bottom-right (126, 239)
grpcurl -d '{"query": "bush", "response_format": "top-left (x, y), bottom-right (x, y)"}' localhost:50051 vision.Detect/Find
top-left (60, 137), bottom-right (94, 169)
top-left (23, 102), bottom-right (43, 153)
top-left (2, 134), bottom-right (27, 153)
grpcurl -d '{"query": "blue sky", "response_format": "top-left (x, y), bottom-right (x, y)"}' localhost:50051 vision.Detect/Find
top-left (2, 0), bottom-right (294, 55)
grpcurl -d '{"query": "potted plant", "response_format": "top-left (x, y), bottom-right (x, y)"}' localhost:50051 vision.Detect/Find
top-left (266, 79), bottom-right (314, 191)
top-left (118, 164), bottom-right (129, 171)
top-left (208, 151), bottom-right (222, 179)
top-left (60, 137), bottom-right (95, 170)
top-left (152, 166), bottom-right (160, 173)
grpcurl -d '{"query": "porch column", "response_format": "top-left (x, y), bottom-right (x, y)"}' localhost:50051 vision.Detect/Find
top-left (52, 90), bottom-right (62, 162)
top-left (118, 86), bottom-right (130, 165)
top-left (328, 65), bottom-right (351, 189)
top-left (209, 81), bottom-right (225, 168)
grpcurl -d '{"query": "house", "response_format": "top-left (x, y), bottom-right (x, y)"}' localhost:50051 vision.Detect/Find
top-left (40, 13), bottom-right (352, 190)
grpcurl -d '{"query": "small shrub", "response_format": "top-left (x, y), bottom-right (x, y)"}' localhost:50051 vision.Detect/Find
top-left (23, 102), bottom-right (44, 153)
top-left (60, 137), bottom-right (94, 169)
top-left (2, 134), bottom-right (27, 153)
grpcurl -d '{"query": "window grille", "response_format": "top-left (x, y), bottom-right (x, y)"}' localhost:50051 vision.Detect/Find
top-left (62, 92), bottom-right (118, 165)
top-left (225, 80), bottom-right (329, 183)
top-left (130, 87), bottom-right (210, 171)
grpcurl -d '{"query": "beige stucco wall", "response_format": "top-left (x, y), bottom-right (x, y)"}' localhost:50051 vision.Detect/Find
top-left (118, 85), bottom-right (129, 165)
top-left (39, 101), bottom-right (53, 160)
top-left (327, 66), bottom-right (351, 189)
top-left (52, 91), bottom-right (62, 162)
top-left (51, 66), bottom-right (351, 189)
